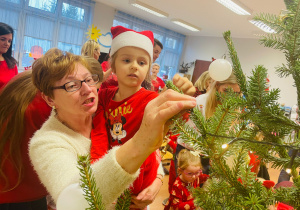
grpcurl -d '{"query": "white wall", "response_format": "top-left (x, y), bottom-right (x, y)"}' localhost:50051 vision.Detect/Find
top-left (91, 4), bottom-right (296, 106)
top-left (181, 36), bottom-right (296, 107)
top-left (92, 2), bottom-right (116, 53)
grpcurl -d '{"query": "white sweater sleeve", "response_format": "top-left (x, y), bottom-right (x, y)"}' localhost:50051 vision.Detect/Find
top-left (29, 115), bottom-right (139, 208)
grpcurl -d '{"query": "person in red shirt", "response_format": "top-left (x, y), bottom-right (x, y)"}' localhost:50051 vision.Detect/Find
top-left (0, 22), bottom-right (18, 90)
top-left (151, 63), bottom-right (167, 93)
top-left (91, 26), bottom-right (162, 209)
top-left (0, 71), bottom-right (51, 210)
top-left (164, 149), bottom-right (209, 210)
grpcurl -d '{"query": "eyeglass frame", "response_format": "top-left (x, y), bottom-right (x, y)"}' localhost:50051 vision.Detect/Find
top-left (182, 170), bottom-right (202, 177)
top-left (52, 74), bottom-right (100, 92)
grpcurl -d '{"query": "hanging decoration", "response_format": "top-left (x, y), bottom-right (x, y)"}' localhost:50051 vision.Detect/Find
top-left (208, 58), bottom-right (232, 81)
top-left (85, 24), bottom-right (112, 49)
top-left (86, 24), bottom-right (102, 41)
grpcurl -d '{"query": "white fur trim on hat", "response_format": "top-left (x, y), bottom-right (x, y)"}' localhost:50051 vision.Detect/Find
top-left (110, 31), bottom-right (153, 62)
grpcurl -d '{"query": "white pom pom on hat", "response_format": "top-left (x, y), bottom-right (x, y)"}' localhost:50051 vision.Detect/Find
top-left (110, 26), bottom-right (154, 62)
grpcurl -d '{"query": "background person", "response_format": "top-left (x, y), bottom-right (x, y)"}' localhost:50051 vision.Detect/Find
top-left (153, 38), bottom-right (163, 62)
top-left (81, 40), bottom-right (112, 85)
top-left (151, 63), bottom-right (167, 93)
top-left (29, 48), bottom-right (196, 209)
top-left (193, 71), bottom-right (213, 97)
top-left (0, 71), bottom-right (51, 210)
top-left (0, 22), bottom-right (18, 90)
top-left (164, 149), bottom-right (209, 210)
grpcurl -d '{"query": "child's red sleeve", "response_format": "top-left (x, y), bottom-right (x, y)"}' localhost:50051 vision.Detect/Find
top-left (90, 90), bottom-right (111, 163)
top-left (90, 108), bottom-right (109, 163)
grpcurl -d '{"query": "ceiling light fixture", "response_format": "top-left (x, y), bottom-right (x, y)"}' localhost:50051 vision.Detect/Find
top-left (216, 0), bottom-right (251, 15)
top-left (130, 0), bottom-right (168, 18)
top-left (249, 20), bottom-right (276, 33)
top-left (171, 19), bottom-right (201, 32)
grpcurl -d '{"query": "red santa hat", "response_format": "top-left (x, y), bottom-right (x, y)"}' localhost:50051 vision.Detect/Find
top-left (110, 26), bottom-right (154, 61)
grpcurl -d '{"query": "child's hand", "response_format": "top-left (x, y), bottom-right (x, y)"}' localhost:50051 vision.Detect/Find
top-left (172, 74), bottom-right (196, 96)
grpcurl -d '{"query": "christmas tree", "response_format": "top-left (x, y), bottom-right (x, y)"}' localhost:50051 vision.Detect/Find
top-left (168, 0), bottom-right (300, 209)
top-left (78, 1), bottom-right (299, 209)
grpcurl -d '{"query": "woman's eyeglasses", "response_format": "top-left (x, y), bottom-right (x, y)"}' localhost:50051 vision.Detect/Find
top-left (52, 74), bottom-right (99, 92)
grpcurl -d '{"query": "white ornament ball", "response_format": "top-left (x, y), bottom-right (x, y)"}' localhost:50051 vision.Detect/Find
top-left (56, 183), bottom-right (90, 210)
top-left (209, 59), bottom-right (232, 81)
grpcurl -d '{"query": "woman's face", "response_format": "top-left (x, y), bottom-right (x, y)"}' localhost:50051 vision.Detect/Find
top-left (218, 83), bottom-right (240, 94)
top-left (93, 47), bottom-right (101, 60)
top-left (0, 33), bottom-right (12, 55)
top-left (151, 65), bottom-right (160, 77)
top-left (51, 63), bottom-right (98, 119)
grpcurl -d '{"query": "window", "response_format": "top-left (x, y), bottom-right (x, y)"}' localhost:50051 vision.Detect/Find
top-left (62, 2), bottom-right (85, 22)
top-left (5, 0), bottom-right (19, 3)
top-left (113, 11), bottom-right (185, 79)
top-left (0, 0), bottom-right (94, 70)
top-left (28, 0), bottom-right (57, 13)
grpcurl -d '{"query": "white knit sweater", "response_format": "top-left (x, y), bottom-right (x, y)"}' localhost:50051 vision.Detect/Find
top-left (29, 112), bottom-right (139, 208)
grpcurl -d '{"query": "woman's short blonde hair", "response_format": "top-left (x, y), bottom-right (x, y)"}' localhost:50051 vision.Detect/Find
top-left (194, 71), bottom-right (211, 91)
top-left (81, 40), bottom-right (101, 57)
top-left (177, 149), bottom-right (202, 172)
top-left (152, 63), bottom-right (160, 69)
top-left (32, 48), bottom-right (96, 99)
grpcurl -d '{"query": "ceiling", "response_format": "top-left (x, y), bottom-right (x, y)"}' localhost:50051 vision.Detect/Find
top-left (95, 0), bottom-right (286, 39)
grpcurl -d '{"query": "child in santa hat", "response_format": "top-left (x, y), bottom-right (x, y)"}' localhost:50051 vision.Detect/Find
top-left (91, 25), bottom-right (163, 209)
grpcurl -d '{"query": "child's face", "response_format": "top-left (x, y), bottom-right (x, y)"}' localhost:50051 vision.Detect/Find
top-left (180, 165), bottom-right (202, 183)
top-left (113, 46), bottom-right (150, 88)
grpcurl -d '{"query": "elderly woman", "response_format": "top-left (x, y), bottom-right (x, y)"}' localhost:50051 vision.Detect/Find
top-left (151, 63), bottom-right (167, 93)
top-left (29, 48), bottom-right (196, 209)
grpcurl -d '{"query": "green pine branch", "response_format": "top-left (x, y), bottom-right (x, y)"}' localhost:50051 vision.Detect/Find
top-left (115, 189), bottom-right (132, 210)
top-left (77, 155), bottom-right (105, 210)
top-left (77, 155), bottom-right (132, 210)
top-left (223, 30), bottom-right (248, 97)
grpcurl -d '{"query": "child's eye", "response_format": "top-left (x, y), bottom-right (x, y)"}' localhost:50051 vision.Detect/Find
top-left (139, 61), bottom-right (146, 65)
top-left (123, 59), bottom-right (130, 63)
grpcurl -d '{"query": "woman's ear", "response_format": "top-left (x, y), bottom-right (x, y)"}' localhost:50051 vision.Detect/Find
top-left (41, 93), bottom-right (55, 108)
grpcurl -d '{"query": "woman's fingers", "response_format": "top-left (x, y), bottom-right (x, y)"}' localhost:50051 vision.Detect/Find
top-left (148, 89), bottom-right (196, 122)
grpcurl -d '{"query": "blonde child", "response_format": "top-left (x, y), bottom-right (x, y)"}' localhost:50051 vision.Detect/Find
top-left (91, 26), bottom-right (162, 209)
top-left (164, 149), bottom-right (209, 210)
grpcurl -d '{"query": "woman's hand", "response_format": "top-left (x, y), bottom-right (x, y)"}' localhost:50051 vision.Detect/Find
top-left (116, 90), bottom-right (196, 174)
top-left (172, 74), bottom-right (196, 96)
top-left (137, 89), bottom-right (196, 151)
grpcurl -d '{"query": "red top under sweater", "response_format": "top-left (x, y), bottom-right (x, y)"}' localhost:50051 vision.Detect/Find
top-left (91, 87), bottom-right (160, 195)
top-left (0, 60), bottom-right (18, 90)
top-left (0, 93), bottom-right (51, 203)
top-left (151, 76), bottom-right (165, 93)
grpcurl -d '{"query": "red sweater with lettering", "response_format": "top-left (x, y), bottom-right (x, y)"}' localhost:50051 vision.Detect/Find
top-left (0, 93), bottom-right (51, 203)
top-left (91, 87), bottom-right (160, 195)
